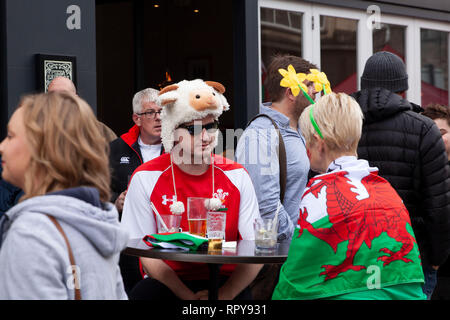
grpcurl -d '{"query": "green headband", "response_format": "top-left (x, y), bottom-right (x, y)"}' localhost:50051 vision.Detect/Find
top-left (309, 106), bottom-right (324, 139)
top-left (278, 65), bottom-right (330, 140)
top-left (299, 84), bottom-right (315, 105)
top-left (299, 85), bottom-right (324, 139)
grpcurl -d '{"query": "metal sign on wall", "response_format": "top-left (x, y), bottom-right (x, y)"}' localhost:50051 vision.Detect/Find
top-left (35, 54), bottom-right (77, 92)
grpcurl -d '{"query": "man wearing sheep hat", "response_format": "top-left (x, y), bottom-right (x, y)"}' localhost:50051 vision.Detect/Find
top-left (121, 79), bottom-right (262, 300)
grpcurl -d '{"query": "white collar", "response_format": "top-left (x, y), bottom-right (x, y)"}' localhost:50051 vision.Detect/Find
top-left (326, 156), bottom-right (377, 174)
top-left (138, 136), bottom-right (161, 149)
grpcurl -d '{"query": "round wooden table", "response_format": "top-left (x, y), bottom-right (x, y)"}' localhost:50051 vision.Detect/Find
top-left (123, 238), bottom-right (290, 300)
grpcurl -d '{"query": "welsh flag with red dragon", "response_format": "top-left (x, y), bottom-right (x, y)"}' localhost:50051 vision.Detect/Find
top-left (272, 160), bottom-right (424, 300)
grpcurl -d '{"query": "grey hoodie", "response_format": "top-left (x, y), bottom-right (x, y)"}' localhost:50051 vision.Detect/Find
top-left (0, 187), bottom-right (129, 300)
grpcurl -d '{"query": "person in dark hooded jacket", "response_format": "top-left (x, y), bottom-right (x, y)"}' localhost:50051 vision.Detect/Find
top-left (109, 88), bottom-right (164, 295)
top-left (351, 51), bottom-right (450, 300)
top-left (0, 155), bottom-right (23, 217)
top-left (109, 88), bottom-right (164, 218)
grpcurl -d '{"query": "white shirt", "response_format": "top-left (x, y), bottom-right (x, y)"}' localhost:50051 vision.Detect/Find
top-left (138, 137), bottom-right (162, 163)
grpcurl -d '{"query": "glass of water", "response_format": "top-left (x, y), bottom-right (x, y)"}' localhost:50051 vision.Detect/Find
top-left (254, 218), bottom-right (278, 253)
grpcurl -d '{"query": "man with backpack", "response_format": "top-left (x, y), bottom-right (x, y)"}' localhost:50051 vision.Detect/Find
top-left (235, 54), bottom-right (319, 299)
top-left (236, 54), bottom-right (318, 241)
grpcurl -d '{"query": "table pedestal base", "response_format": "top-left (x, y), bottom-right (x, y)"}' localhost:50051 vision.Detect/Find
top-left (208, 264), bottom-right (221, 300)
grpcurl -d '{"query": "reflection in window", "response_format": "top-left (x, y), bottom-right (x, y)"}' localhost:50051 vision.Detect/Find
top-left (260, 7), bottom-right (302, 101)
top-left (320, 16), bottom-right (357, 94)
top-left (421, 29), bottom-right (448, 107)
top-left (373, 24), bottom-right (405, 61)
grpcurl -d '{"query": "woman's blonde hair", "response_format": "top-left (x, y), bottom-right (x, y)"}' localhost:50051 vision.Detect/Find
top-left (19, 92), bottom-right (111, 202)
top-left (299, 92), bottom-right (364, 153)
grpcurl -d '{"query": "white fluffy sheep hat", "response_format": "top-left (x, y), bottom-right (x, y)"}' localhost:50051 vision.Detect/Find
top-left (157, 79), bottom-right (230, 152)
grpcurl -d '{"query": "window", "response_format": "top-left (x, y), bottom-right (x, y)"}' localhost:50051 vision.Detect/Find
top-left (260, 7), bottom-right (302, 101)
top-left (259, 2), bottom-right (450, 106)
top-left (320, 16), bottom-right (357, 94)
top-left (421, 29), bottom-right (448, 107)
top-left (373, 24), bottom-right (406, 61)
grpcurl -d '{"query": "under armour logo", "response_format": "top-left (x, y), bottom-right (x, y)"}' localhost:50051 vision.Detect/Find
top-left (162, 195), bottom-right (177, 205)
top-left (120, 157), bottom-right (130, 164)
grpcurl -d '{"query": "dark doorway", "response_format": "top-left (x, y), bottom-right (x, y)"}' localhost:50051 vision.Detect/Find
top-left (96, 0), bottom-right (234, 138)
top-left (0, 1), bottom-right (6, 140)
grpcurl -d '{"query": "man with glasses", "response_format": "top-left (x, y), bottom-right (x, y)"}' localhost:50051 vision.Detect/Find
top-left (109, 88), bottom-right (164, 295)
top-left (121, 79), bottom-right (261, 300)
top-left (109, 88), bottom-right (164, 216)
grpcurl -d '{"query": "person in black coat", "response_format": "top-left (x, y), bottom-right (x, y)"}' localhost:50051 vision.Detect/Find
top-left (0, 155), bottom-right (23, 217)
top-left (108, 88), bottom-right (164, 295)
top-left (421, 103), bottom-right (450, 299)
top-left (351, 51), bottom-right (450, 300)
top-left (109, 88), bottom-right (164, 218)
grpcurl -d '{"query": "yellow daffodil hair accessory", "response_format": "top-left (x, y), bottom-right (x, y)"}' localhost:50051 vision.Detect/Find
top-left (278, 65), bottom-right (307, 97)
top-left (306, 69), bottom-right (332, 95)
top-left (279, 65), bottom-right (315, 104)
top-left (279, 65), bottom-right (326, 139)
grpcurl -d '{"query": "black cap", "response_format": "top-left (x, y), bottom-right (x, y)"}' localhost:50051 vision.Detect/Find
top-left (361, 51), bottom-right (408, 93)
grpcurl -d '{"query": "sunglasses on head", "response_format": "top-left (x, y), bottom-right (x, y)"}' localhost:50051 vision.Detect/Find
top-left (177, 120), bottom-right (219, 136)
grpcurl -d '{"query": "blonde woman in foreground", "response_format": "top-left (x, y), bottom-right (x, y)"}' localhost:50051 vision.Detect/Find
top-left (0, 92), bottom-right (128, 299)
top-left (272, 92), bottom-right (426, 300)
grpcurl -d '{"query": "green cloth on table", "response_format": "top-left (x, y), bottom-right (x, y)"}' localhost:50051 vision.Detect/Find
top-left (143, 232), bottom-right (208, 251)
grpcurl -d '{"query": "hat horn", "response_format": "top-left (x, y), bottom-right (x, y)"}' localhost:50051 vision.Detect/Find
top-left (205, 81), bottom-right (225, 94)
top-left (159, 84), bottom-right (179, 95)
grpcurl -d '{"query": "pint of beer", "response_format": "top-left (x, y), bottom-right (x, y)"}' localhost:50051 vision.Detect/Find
top-left (187, 197), bottom-right (208, 237)
top-left (188, 218), bottom-right (207, 237)
top-left (206, 211), bottom-right (226, 251)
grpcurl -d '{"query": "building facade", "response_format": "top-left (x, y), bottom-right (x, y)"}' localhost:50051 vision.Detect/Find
top-left (1, 0), bottom-right (449, 141)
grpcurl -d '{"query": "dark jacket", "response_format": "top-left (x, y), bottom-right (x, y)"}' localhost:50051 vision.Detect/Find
top-left (108, 125), bottom-right (163, 294)
top-left (109, 125), bottom-right (164, 206)
top-left (0, 155), bottom-right (23, 216)
top-left (109, 125), bottom-right (144, 207)
top-left (351, 88), bottom-right (450, 267)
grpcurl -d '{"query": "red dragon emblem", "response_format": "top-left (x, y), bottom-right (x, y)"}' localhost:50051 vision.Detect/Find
top-left (298, 171), bottom-right (418, 281)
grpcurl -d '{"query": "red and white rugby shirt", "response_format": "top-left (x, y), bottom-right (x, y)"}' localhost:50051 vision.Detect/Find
top-left (121, 153), bottom-right (260, 280)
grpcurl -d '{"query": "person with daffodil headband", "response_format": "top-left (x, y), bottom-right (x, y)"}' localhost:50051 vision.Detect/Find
top-left (236, 55), bottom-right (326, 299)
top-left (278, 64), bottom-right (332, 140)
top-left (236, 55), bottom-right (325, 248)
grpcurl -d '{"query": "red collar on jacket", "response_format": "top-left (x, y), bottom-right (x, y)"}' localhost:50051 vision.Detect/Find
top-left (120, 125), bottom-right (140, 148)
top-left (120, 124), bottom-right (166, 155)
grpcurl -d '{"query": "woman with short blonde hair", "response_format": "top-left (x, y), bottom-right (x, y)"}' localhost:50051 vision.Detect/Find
top-left (0, 92), bottom-right (128, 299)
top-left (299, 92), bottom-right (363, 170)
top-left (273, 92), bottom-right (426, 300)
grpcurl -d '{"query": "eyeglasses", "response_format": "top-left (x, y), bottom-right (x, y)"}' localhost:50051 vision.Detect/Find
top-left (136, 110), bottom-right (162, 119)
top-left (177, 121), bottom-right (219, 136)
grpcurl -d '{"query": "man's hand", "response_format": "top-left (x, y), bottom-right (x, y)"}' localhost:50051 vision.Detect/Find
top-left (193, 264), bottom-right (263, 300)
top-left (193, 286), bottom-right (246, 300)
top-left (194, 290), bottom-right (208, 300)
top-left (141, 258), bottom-right (199, 300)
top-left (193, 289), bottom-right (232, 300)
top-left (114, 190), bottom-right (127, 212)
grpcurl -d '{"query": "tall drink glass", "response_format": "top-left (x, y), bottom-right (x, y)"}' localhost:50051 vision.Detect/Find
top-left (187, 197), bottom-right (208, 237)
top-left (206, 211), bottom-right (226, 251)
top-left (254, 218), bottom-right (278, 253)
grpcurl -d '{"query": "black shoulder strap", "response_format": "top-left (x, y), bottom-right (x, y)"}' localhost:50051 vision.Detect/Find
top-left (247, 114), bottom-right (287, 203)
